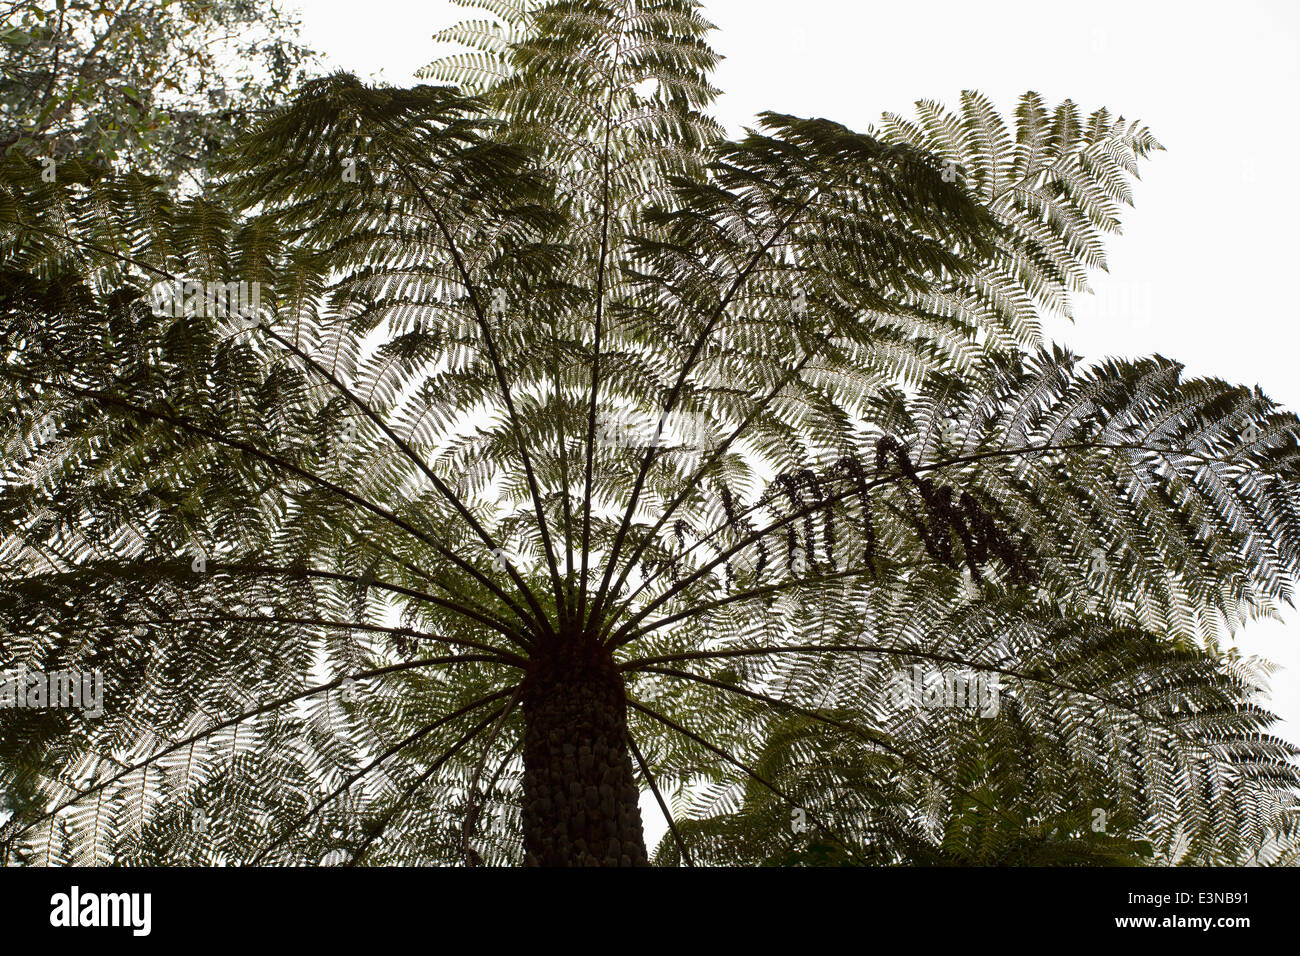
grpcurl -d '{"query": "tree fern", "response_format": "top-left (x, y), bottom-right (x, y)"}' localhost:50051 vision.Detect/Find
top-left (2, 0), bottom-right (1297, 867)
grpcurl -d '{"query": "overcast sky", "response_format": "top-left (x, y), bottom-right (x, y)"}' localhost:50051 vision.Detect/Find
top-left (285, 0), bottom-right (1300, 840)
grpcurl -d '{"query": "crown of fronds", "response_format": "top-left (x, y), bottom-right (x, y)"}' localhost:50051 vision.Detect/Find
top-left (1, 0), bottom-right (1297, 866)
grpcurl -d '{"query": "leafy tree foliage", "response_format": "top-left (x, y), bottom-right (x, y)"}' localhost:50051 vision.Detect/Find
top-left (1, 0), bottom-right (316, 185)
top-left (1, 0), bottom-right (1298, 866)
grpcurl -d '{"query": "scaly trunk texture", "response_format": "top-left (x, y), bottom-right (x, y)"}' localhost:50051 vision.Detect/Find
top-left (520, 637), bottom-right (649, 866)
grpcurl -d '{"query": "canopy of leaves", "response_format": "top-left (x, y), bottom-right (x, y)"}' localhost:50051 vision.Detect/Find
top-left (1, 0), bottom-right (317, 186)
top-left (1, 0), bottom-right (1297, 866)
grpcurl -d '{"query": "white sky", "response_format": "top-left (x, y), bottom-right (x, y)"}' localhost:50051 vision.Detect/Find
top-left (285, 0), bottom-right (1300, 841)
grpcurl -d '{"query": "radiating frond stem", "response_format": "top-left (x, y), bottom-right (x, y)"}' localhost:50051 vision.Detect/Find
top-left (2, 369), bottom-right (541, 636)
top-left (7, 655), bottom-right (507, 843)
top-left (460, 683), bottom-right (524, 865)
top-left (626, 732), bottom-right (694, 867)
top-left (91, 613), bottom-right (527, 667)
top-left (576, 21), bottom-right (626, 635)
top-left (596, 350), bottom-right (816, 623)
top-left (251, 687), bottom-right (513, 864)
top-left (345, 698), bottom-right (516, 866)
top-left (633, 667), bottom-right (1025, 835)
top-left (463, 739), bottom-right (521, 867)
top-left (550, 316), bottom-right (577, 628)
top-left (210, 563), bottom-right (532, 649)
top-left (588, 192), bottom-right (818, 638)
top-left (3, 553), bottom-right (525, 651)
top-left (629, 649), bottom-right (1198, 749)
top-left (627, 698), bottom-right (866, 863)
top-left (605, 437), bottom-right (1235, 647)
top-left (259, 326), bottom-right (556, 640)
top-left (374, 130), bottom-right (567, 625)
top-left (334, 523), bottom-right (537, 651)
top-left (613, 566), bottom-right (875, 645)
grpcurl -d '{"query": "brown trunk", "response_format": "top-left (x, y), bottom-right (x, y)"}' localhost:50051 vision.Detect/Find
top-left (520, 637), bottom-right (648, 866)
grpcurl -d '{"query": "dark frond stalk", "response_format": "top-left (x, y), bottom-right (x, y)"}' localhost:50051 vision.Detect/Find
top-left (597, 352), bottom-right (813, 628)
top-left (610, 565), bottom-right (871, 645)
top-left (346, 700), bottom-right (516, 866)
top-left (382, 147), bottom-right (568, 626)
top-left (252, 687), bottom-right (514, 864)
top-left (260, 326), bottom-right (557, 639)
top-left (212, 563), bottom-right (532, 649)
top-left (625, 646), bottom-right (1220, 750)
top-left (605, 437), bottom-right (1210, 646)
top-left (7, 655), bottom-right (505, 844)
top-left (587, 196), bottom-right (817, 638)
top-left (462, 740), bottom-right (521, 867)
top-left (633, 667), bottom-right (1024, 834)
top-left (460, 684), bottom-right (525, 865)
top-left (120, 613), bottom-right (526, 667)
top-left (626, 698), bottom-right (865, 863)
top-left (4, 370), bottom-right (543, 636)
top-left (549, 316), bottom-right (577, 629)
top-left (627, 732), bottom-right (694, 867)
top-left (576, 23), bottom-right (627, 634)
top-left (335, 523), bottom-right (537, 650)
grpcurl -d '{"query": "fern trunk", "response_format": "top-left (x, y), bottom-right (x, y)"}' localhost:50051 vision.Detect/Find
top-left (520, 638), bottom-right (648, 866)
